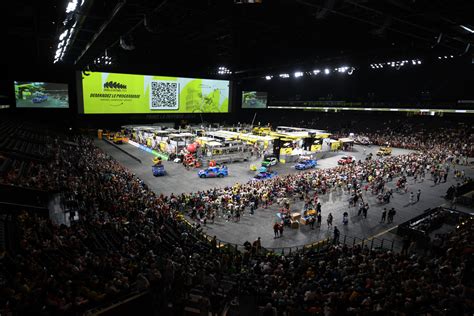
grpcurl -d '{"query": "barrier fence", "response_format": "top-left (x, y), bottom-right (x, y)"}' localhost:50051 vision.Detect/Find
top-left (196, 228), bottom-right (398, 255)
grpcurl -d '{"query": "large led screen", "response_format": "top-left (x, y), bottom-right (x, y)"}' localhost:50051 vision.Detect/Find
top-left (15, 82), bottom-right (69, 108)
top-left (242, 91), bottom-right (267, 108)
top-left (77, 71), bottom-right (230, 114)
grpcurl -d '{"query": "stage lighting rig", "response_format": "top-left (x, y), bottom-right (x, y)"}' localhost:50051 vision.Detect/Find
top-left (53, 0), bottom-right (84, 63)
top-left (294, 71), bottom-right (303, 78)
top-left (217, 66), bottom-right (232, 75)
top-left (93, 50), bottom-right (113, 66)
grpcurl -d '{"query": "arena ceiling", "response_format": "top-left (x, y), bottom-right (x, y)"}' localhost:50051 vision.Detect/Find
top-left (8, 0), bottom-right (474, 78)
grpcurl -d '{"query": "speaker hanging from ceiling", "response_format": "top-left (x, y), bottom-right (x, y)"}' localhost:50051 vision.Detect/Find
top-left (120, 35), bottom-right (135, 50)
top-left (144, 14), bottom-right (158, 33)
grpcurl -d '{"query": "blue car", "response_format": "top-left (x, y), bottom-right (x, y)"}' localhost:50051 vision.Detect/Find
top-left (152, 164), bottom-right (166, 176)
top-left (198, 166), bottom-right (228, 178)
top-left (253, 171), bottom-right (278, 181)
top-left (32, 94), bottom-right (48, 103)
top-left (295, 159), bottom-right (317, 170)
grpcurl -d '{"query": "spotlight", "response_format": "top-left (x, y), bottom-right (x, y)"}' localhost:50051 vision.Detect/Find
top-left (460, 25), bottom-right (474, 34)
top-left (336, 66), bottom-right (350, 73)
top-left (217, 66), bottom-right (231, 75)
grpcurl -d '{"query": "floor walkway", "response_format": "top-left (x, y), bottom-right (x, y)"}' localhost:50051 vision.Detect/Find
top-left (97, 139), bottom-right (474, 249)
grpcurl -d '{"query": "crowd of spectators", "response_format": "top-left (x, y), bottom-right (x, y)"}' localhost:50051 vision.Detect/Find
top-left (0, 121), bottom-right (473, 315)
top-left (236, 216), bottom-right (473, 315)
top-left (180, 141), bottom-right (463, 227)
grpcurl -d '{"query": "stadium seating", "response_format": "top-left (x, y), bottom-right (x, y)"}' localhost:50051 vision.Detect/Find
top-left (0, 121), bottom-right (472, 315)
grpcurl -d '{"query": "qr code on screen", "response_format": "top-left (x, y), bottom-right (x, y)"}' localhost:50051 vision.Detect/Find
top-left (150, 81), bottom-right (179, 110)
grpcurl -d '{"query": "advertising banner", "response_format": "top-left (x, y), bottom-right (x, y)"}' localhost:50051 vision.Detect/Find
top-left (79, 71), bottom-right (230, 114)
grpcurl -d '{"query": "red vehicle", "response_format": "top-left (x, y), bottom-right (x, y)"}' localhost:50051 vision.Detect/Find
top-left (338, 155), bottom-right (356, 165)
top-left (183, 154), bottom-right (201, 168)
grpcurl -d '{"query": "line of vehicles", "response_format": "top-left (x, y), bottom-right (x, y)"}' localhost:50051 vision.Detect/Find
top-left (192, 154), bottom-right (317, 181)
top-left (152, 146), bottom-right (391, 180)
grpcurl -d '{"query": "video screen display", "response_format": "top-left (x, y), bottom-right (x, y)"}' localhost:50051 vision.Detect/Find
top-left (14, 82), bottom-right (69, 108)
top-left (242, 91), bottom-right (267, 108)
top-left (0, 80), bottom-right (13, 110)
top-left (77, 71), bottom-right (230, 114)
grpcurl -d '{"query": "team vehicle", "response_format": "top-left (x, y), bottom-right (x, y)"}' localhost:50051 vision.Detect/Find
top-left (152, 164), bottom-right (166, 176)
top-left (253, 171), bottom-right (278, 181)
top-left (295, 159), bottom-right (317, 170)
top-left (198, 166), bottom-right (228, 178)
top-left (376, 146), bottom-right (392, 156)
top-left (113, 133), bottom-right (124, 144)
top-left (337, 155), bottom-right (357, 165)
top-left (32, 94), bottom-right (48, 103)
top-left (261, 156), bottom-right (278, 168)
top-left (353, 136), bottom-right (371, 145)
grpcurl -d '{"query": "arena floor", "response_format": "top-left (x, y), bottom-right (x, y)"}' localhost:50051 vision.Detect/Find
top-left (96, 140), bottom-right (474, 250)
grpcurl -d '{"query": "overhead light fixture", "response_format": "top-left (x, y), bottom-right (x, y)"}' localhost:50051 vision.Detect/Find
top-left (217, 66), bottom-right (231, 75)
top-left (313, 69), bottom-right (320, 75)
top-left (460, 25), bottom-right (474, 34)
top-left (324, 68), bottom-right (330, 75)
top-left (265, 75), bottom-right (273, 80)
top-left (66, 0), bottom-right (79, 13)
top-left (335, 66), bottom-right (348, 73)
top-left (53, 0), bottom-right (84, 63)
top-left (279, 73), bottom-right (290, 78)
top-left (294, 71), bottom-right (303, 78)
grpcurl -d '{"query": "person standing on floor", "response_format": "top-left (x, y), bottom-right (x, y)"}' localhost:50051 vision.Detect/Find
top-left (380, 208), bottom-right (387, 223)
top-left (327, 213), bottom-right (333, 227)
top-left (273, 222), bottom-right (280, 238)
top-left (416, 189), bottom-right (421, 202)
top-left (409, 192), bottom-right (414, 204)
top-left (388, 208), bottom-right (396, 223)
top-left (333, 226), bottom-right (340, 244)
top-left (309, 216), bottom-right (315, 229)
top-left (279, 223), bottom-right (284, 237)
top-left (451, 195), bottom-right (457, 210)
top-left (358, 201), bottom-right (364, 216)
top-left (362, 204), bottom-right (368, 218)
top-left (317, 213), bottom-right (322, 227)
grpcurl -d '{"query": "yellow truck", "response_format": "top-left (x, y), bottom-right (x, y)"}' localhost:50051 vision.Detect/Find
top-left (113, 133), bottom-right (124, 144)
top-left (377, 146), bottom-right (392, 156)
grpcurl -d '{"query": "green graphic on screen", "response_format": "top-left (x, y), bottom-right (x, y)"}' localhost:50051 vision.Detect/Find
top-left (242, 91), bottom-right (267, 109)
top-left (81, 72), bottom-right (229, 114)
top-left (15, 82), bottom-right (69, 108)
